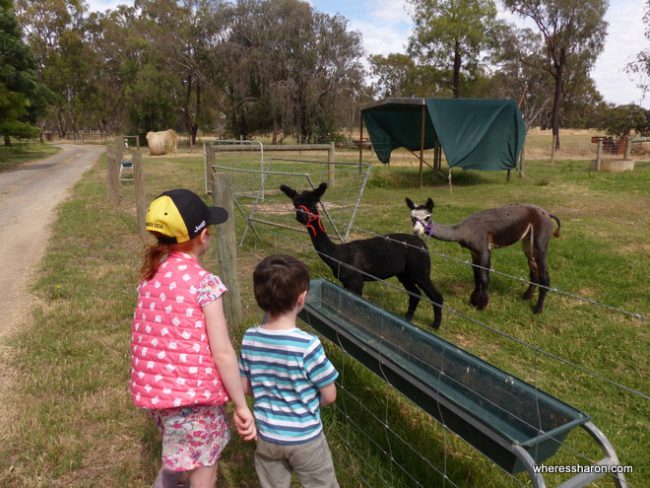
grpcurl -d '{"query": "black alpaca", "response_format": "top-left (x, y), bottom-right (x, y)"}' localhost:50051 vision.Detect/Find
top-left (281, 183), bottom-right (443, 329)
top-left (406, 197), bottom-right (561, 313)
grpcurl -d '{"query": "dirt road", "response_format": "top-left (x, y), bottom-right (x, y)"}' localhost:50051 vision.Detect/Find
top-left (0, 144), bottom-right (104, 339)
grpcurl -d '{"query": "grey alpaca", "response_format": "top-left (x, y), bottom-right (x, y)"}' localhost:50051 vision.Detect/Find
top-left (281, 183), bottom-right (444, 329)
top-left (406, 197), bottom-right (561, 313)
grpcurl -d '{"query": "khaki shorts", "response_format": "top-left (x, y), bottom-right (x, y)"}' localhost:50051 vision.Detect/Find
top-left (254, 432), bottom-right (339, 488)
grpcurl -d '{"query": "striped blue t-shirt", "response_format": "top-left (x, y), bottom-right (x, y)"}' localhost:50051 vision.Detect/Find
top-left (239, 326), bottom-right (339, 445)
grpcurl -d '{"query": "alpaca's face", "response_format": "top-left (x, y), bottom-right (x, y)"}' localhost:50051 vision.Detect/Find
top-left (280, 183), bottom-right (325, 226)
top-left (405, 198), bottom-right (434, 238)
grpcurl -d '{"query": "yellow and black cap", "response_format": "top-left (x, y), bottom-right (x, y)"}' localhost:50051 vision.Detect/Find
top-left (146, 189), bottom-right (228, 243)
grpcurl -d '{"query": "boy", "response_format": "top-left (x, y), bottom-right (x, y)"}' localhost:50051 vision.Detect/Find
top-left (239, 254), bottom-right (339, 488)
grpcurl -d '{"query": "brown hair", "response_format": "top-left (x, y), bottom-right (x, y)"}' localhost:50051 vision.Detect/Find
top-left (140, 232), bottom-right (196, 281)
top-left (253, 254), bottom-right (310, 317)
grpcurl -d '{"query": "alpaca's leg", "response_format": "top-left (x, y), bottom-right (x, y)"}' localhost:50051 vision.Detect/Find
top-left (415, 277), bottom-right (444, 330)
top-left (396, 274), bottom-right (421, 322)
top-left (533, 249), bottom-right (550, 314)
top-left (470, 251), bottom-right (490, 310)
top-left (344, 279), bottom-right (364, 296)
top-left (522, 236), bottom-right (538, 301)
top-left (469, 252), bottom-right (482, 307)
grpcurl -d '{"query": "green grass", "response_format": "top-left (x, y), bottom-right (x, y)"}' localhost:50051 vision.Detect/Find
top-left (0, 145), bottom-right (648, 487)
top-left (0, 142), bottom-right (60, 171)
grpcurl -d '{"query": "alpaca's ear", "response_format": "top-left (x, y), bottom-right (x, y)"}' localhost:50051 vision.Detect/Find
top-left (405, 197), bottom-right (415, 210)
top-left (314, 182), bottom-right (327, 199)
top-left (426, 198), bottom-right (434, 211)
top-left (280, 184), bottom-right (297, 199)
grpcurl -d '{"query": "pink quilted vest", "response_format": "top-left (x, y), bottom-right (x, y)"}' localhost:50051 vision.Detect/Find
top-left (130, 252), bottom-right (230, 409)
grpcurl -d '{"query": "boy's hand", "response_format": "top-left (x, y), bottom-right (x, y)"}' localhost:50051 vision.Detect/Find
top-left (234, 406), bottom-right (257, 441)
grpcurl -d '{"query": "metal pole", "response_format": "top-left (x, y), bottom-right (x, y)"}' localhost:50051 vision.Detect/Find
top-left (596, 140), bottom-right (603, 171)
top-left (358, 113), bottom-right (363, 175)
top-left (419, 105), bottom-right (425, 188)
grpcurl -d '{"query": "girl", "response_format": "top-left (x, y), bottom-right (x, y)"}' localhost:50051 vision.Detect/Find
top-left (130, 189), bottom-right (255, 488)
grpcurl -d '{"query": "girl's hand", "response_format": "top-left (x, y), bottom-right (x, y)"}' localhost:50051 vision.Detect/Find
top-left (234, 405), bottom-right (257, 441)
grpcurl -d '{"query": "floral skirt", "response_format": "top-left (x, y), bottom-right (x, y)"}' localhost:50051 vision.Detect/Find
top-left (151, 404), bottom-right (231, 471)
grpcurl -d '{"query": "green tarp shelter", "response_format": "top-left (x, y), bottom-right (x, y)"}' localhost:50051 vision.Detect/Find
top-left (361, 97), bottom-right (526, 185)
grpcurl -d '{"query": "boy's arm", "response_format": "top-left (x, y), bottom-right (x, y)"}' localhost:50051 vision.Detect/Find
top-left (204, 298), bottom-right (256, 441)
top-left (319, 382), bottom-right (337, 407)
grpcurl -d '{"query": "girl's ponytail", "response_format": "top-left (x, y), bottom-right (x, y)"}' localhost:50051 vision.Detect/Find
top-left (140, 242), bottom-right (169, 281)
top-left (140, 233), bottom-right (196, 281)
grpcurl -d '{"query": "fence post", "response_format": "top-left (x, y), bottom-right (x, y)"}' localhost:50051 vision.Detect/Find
top-left (133, 151), bottom-right (147, 239)
top-left (328, 142), bottom-right (336, 187)
top-left (624, 135), bottom-right (632, 160)
top-left (107, 140), bottom-right (121, 204)
top-left (213, 173), bottom-right (243, 330)
top-left (519, 142), bottom-right (526, 177)
top-left (205, 143), bottom-right (215, 195)
top-left (596, 140), bottom-right (603, 171)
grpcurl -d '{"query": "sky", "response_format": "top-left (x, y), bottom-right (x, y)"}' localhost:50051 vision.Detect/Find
top-left (86, 0), bottom-right (649, 108)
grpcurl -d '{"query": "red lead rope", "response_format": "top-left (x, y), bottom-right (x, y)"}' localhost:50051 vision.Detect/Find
top-left (297, 205), bottom-right (325, 236)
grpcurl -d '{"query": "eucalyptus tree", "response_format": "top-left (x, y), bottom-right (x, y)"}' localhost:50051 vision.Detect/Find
top-left (407, 0), bottom-right (502, 98)
top-left (219, 0), bottom-right (363, 142)
top-left (16, 0), bottom-right (96, 137)
top-left (502, 0), bottom-right (608, 148)
top-left (135, 0), bottom-right (229, 143)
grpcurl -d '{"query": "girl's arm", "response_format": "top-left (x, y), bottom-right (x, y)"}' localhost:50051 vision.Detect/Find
top-left (204, 298), bottom-right (256, 441)
top-left (241, 376), bottom-right (253, 396)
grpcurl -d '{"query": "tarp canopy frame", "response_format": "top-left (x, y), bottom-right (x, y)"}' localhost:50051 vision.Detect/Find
top-left (360, 97), bottom-right (526, 187)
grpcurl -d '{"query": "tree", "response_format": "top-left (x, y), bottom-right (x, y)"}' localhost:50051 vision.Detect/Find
top-left (601, 104), bottom-right (650, 137)
top-left (219, 0), bottom-right (363, 142)
top-left (502, 0), bottom-right (607, 148)
top-left (135, 0), bottom-right (229, 143)
top-left (0, 0), bottom-right (47, 144)
top-left (17, 0), bottom-right (96, 137)
top-left (407, 0), bottom-right (501, 98)
top-left (368, 54), bottom-right (416, 98)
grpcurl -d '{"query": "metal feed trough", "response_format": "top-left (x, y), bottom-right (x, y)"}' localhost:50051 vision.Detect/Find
top-left (298, 279), bottom-right (627, 488)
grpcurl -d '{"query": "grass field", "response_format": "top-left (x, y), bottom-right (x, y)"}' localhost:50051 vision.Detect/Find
top-left (0, 137), bottom-right (648, 487)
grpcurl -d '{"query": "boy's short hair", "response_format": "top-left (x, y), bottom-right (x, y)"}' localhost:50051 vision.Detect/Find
top-left (254, 254), bottom-right (310, 316)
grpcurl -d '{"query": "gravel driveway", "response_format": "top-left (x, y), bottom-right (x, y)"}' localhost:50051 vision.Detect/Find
top-left (0, 144), bottom-right (104, 339)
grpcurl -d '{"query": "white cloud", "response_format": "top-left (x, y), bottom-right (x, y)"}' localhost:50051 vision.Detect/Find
top-left (86, 0), bottom-right (124, 12)
top-left (592, 1), bottom-right (648, 107)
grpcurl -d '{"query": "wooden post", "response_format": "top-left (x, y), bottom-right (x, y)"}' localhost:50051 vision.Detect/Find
top-left (596, 140), bottom-right (603, 171)
top-left (205, 143), bottom-right (215, 195)
top-left (327, 141), bottom-right (335, 187)
top-left (519, 141), bottom-right (526, 177)
top-left (107, 140), bottom-right (121, 204)
top-left (133, 151), bottom-right (147, 239)
top-left (358, 115), bottom-right (363, 174)
top-left (624, 135), bottom-right (632, 160)
top-left (213, 173), bottom-right (242, 330)
top-left (418, 104), bottom-right (426, 188)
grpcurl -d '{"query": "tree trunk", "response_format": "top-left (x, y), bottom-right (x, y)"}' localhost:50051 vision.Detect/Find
top-left (4, 134), bottom-right (11, 147)
top-left (551, 52), bottom-right (566, 151)
top-left (452, 39), bottom-right (461, 98)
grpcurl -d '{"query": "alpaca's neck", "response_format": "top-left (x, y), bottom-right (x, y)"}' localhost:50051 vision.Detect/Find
top-left (426, 221), bottom-right (463, 242)
top-left (304, 217), bottom-right (337, 257)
